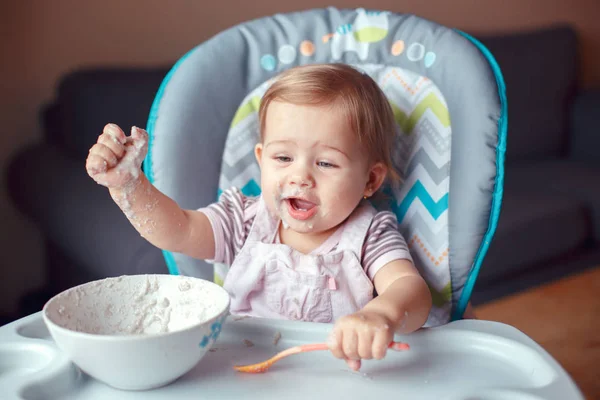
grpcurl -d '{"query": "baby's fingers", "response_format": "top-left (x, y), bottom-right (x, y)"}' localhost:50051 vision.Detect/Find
top-left (371, 328), bottom-right (392, 360)
top-left (357, 331), bottom-right (375, 360)
top-left (327, 330), bottom-right (345, 360)
top-left (342, 331), bottom-right (359, 361)
top-left (345, 359), bottom-right (361, 371)
top-left (130, 126), bottom-right (149, 147)
top-left (86, 154), bottom-right (108, 175)
top-left (89, 143), bottom-right (118, 168)
top-left (103, 123), bottom-right (127, 145)
top-left (98, 133), bottom-right (126, 159)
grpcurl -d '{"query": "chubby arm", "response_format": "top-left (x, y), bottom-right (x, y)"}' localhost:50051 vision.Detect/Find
top-left (328, 259), bottom-right (432, 370)
top-left (109, 174), bottom-right (215, 260)
top-left (364, 259), bottom-right (432, 333)
top-left (86, 123), bottom-right (215, 260)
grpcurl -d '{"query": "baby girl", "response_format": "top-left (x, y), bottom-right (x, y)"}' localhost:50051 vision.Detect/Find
top-left (86, 63), bottom-right (432, 370)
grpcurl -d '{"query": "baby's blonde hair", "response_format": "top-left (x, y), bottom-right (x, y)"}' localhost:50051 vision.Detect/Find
top-left (258, 63), bottom-right (400, 185)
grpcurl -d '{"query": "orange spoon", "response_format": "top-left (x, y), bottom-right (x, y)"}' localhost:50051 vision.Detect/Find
top-left (233, 341), bottom-right (410, 373)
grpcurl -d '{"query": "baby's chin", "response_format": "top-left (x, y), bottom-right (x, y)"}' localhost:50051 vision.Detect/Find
top-left (279, 215), bottom-right (317, 232)
top-left (280, 215), bottom-right (342, 237)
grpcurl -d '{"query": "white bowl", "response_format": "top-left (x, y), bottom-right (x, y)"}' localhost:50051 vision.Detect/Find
top-left (42, 274), bottom-right (230, 391)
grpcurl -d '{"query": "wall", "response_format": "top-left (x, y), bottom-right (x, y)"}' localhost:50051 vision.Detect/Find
top-left (1, 0), bottom-right (598, 315)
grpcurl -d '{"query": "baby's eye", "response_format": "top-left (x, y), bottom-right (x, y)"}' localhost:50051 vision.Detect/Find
top-left (317, 161), bottom-right (337, 168)
top-left (275, 156), bottom-right (292, 163)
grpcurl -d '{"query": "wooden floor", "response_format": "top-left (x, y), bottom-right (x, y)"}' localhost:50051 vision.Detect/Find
top-left (475, 267), bottom-right (600, 400)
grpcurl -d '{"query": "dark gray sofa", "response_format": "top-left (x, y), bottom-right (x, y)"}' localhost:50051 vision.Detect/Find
top-left (6, 25), bottom-right (600, 318)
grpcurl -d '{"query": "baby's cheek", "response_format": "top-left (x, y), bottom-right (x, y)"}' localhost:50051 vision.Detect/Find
top-left (342, 169), bottom-right (366, 190)
top-left (263, 168), bottom-right (285, 189)
top-left (323, 175), bottom-right (362, 205)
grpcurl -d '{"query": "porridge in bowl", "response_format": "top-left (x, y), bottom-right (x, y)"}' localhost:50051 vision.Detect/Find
top-left (43, 274), bottom-right (230, 390)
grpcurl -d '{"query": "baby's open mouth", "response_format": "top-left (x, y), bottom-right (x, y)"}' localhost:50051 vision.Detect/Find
top-left (289, 198), bottom-right (315, 211)
top-left (285, 198), bottom-right (318, 221)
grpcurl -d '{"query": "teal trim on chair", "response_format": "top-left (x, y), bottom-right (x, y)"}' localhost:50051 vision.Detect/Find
top-left (161, 250), bottom-right (180, 276)
top-left (452, 31), bottom-right (508, 320)
top-left (144, 47), bottom-right (197, 276)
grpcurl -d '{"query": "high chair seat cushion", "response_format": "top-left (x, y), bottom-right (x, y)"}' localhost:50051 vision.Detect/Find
top-left (215, 63), bottom-right (455, 326)
top-left (144, 7), bottom-right (506, 324)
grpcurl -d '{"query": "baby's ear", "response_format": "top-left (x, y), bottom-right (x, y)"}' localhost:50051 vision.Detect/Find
top-left (254, 143), bottom-right (264, 167)
top-left (366, 162), bottom-right (387, 196)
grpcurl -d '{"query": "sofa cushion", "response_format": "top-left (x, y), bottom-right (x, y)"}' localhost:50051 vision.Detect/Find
top-left (478, 174), bottom-right (589, 284)
top-left (505, 160), bottom-right (600, 239)
top-left (52, 68), bottom-right (169, 159)
top-left (480, 26), bottom-right (577, 161)
top-left (7, 144), bottom-right (167, 279)
top-left (569, 89), bottom-right (600, 165)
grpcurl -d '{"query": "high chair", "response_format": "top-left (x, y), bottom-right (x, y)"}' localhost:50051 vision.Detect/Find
top-left (143, 7), bottom-right (507, 326)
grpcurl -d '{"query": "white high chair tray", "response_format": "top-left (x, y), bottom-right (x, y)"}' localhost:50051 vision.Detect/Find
top-left (0, 312), bottom-right (583, 399)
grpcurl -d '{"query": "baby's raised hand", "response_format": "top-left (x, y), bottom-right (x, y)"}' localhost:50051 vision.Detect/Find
top-left (327, 311), bottom-right (395, 371)
top-left (86, 123), bottom-right (148, 189)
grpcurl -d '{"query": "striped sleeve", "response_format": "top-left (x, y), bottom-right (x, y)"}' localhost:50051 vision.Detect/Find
top-left (362, 211), bottom-right (414, 280)
top-left (197, 187), bottom-right (258, 265)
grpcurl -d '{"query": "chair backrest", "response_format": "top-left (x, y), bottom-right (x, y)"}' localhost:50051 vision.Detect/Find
top-left (144, 7), bottom-right (507, 326)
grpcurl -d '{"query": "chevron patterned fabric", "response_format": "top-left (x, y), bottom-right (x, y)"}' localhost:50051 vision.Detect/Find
top-left (215, 64), bottom-right (452, 326)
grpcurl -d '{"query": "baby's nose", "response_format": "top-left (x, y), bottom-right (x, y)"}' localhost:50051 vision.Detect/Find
top-left (288, 174), bottom-right (314, 187)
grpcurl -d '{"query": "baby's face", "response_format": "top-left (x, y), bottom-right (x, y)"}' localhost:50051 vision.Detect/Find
top-left (255, 100), bottom-right (374, 235)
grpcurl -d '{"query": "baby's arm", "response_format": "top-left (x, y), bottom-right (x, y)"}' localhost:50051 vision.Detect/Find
top-left (86, 123), bottom-right (215, 260)
top-left (328, 260), bottom-right (431, 370)
top-left (363, 260), bottom-right (432, 333)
